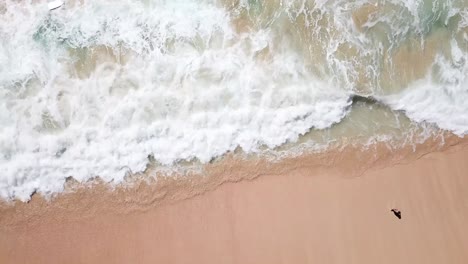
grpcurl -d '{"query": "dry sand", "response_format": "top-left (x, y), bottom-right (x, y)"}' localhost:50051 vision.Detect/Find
top-left (1, 137), bottom-right (468, 264)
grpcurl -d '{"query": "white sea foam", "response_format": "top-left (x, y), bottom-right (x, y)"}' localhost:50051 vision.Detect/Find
top-left (0, 0), bottom-right (467, 201)
top-left (0, 0), bottom-right (353, 201)
top-left (383, 36), bottom-right (468, 136)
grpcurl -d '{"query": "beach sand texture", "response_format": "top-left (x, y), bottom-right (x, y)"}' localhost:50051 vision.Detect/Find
top-left (1, 1), bottom-right (468, 263)
top-left (1, 138), bottom-right (468, 264)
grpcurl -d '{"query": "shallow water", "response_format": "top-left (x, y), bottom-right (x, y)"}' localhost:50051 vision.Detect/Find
top-left (0, 0), bottom-right (467, 201)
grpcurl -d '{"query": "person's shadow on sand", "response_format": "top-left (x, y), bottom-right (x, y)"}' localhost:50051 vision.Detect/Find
top-left (391, 209), bottom-right (402, 219)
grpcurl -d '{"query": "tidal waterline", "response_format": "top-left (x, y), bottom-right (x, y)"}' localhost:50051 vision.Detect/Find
top-left (0, 0), bottom-right (467, 201)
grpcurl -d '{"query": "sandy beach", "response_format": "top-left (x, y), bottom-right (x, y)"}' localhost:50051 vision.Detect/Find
top-left (1, 1), bottom-right (468, 263)
top-left (1, 136), bottom-right (468, 264)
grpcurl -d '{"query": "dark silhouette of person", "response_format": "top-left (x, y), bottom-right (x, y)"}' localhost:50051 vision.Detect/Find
top-left (391, 209), bottom-right (401, 219)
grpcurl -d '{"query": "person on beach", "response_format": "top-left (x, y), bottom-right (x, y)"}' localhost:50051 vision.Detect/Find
top-left (391, 209), bottom-right (401, 219)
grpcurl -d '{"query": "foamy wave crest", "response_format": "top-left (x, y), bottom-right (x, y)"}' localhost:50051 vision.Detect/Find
top-left (383, 28), bottom-right (468, 135)
top-left (0, 0), bottom-right (467, 201)
top-left (0, 0), bottom-right (351, 201)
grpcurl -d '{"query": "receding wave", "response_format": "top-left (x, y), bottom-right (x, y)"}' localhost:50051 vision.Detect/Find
top-left (0, 0), bottom-right (467, 201)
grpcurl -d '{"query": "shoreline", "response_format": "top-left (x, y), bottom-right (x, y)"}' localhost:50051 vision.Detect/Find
top-left (0, 134), bottom-right (466, 225)
top-left (1, 135), bottom-right (468, 263)
top-left (1, 1), bottom-right (468, 263)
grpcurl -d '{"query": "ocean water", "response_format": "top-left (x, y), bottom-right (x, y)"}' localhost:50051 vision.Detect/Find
top-left (0, 0), bottom-right (467, 201)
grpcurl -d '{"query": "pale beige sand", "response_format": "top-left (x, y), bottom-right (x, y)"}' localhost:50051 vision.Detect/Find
top-left (1, 137), bottom-right (468, 264)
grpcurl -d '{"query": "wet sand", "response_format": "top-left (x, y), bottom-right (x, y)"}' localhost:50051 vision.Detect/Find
top-left (1, 137), bottom-right (468, 264)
